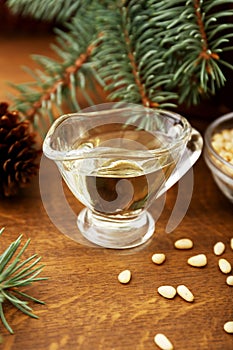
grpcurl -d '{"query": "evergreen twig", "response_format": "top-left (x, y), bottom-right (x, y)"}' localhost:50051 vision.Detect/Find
top-left (0, 228), bottom-right (47, 334)
top-left (5, 0), bottom-right (233, 137)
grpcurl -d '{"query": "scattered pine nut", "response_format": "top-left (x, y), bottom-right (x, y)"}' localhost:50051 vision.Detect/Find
top-left (218, 258), bottom-right (232, 274)
top-left (118, 270), bottom-right (131, 284)
top-left (187, 254), bottom-right (207, 267)
top-left (154, 333), bottom-right (173, 350)
top-left (226, 276), bottom-right (233, 286)
top-left (224, 321), bottom-right (233, 334)
top-left (157, 286), bottom-right (176, 299)
top-left (174, 238), bottom-right (193, 250)
top-left (177, 285), bottom-right (194, 303)
top-left (152, 253), bottom-right (166, 265)
top-left (230, 238), bottom-right (233, 251)
top-left (213, 242), bottom-right (225, 256)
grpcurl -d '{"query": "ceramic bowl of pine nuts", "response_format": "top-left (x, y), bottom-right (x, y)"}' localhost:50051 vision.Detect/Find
top-left (204, 112), bottom-right (233, 203)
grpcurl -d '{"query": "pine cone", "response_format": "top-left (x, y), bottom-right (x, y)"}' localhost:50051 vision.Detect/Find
top-left (0, 102), bottom-right (40, 197)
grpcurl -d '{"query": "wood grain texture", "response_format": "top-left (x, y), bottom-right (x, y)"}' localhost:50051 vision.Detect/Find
top-left (0, 32), bottom-right (233, 350)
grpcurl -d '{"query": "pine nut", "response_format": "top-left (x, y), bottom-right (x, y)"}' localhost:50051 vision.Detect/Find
top-left (154, 333), bottom-right (173, 350)
top-left (230, 238), bottom-right (233, 250)
top-left (226, 276), bottom-right (233, 286)
top-left (152, 253), bottom-right (166, 265)
top-left (187, 254), bottom-right (207, 267)
top-left (157, 286), bottom-right (176, 299)
top-left (218, 258), bottom-right (232, 274)
top-left (118, 269), bottom-right (131, 284)
top-left (177, 285), bottom-right (194, 302)
top-left (213, 242), bottom-right (225, 256)
top-left (174, 238), bottom-right (193, 249)
top-left (224, 321), bottom-right (233, 334)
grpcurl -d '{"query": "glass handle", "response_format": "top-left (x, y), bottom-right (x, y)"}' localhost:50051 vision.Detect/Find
top-left (157, 128), bottom-right (203, 198)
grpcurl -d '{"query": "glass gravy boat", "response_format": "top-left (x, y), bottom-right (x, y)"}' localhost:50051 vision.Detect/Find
top-left (43, 103), bottom-right (203, 249)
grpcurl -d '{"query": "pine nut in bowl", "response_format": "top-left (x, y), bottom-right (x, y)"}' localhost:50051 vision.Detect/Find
top-left (204, 112), bottom-right (233, 203)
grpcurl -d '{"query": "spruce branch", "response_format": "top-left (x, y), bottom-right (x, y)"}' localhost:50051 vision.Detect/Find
top-left (25, 41), bottom-right (97, 120)
top-left (0, 228), bottom-right (47, 334)
top-left (9, 12), bottom-right (104, 138)
top-left (153, 0), bottom-right (233, 104)
top-left (92, 4), bottom-right (178, 108)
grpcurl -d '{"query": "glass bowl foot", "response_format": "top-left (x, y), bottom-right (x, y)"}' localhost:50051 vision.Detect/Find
top-left (77, 208), bottom-right (155, 249)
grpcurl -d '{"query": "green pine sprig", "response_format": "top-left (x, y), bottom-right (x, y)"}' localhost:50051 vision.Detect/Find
top-left (7, 4), bottom-right (105, 139)
top-left (0, 228), bottom-right (47, 334)
top-left (5, 0), bottom-right (233, 137)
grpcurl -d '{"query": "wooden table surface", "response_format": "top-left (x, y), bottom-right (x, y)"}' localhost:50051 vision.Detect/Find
top-left (0, 32), bottom-right (233, 350)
